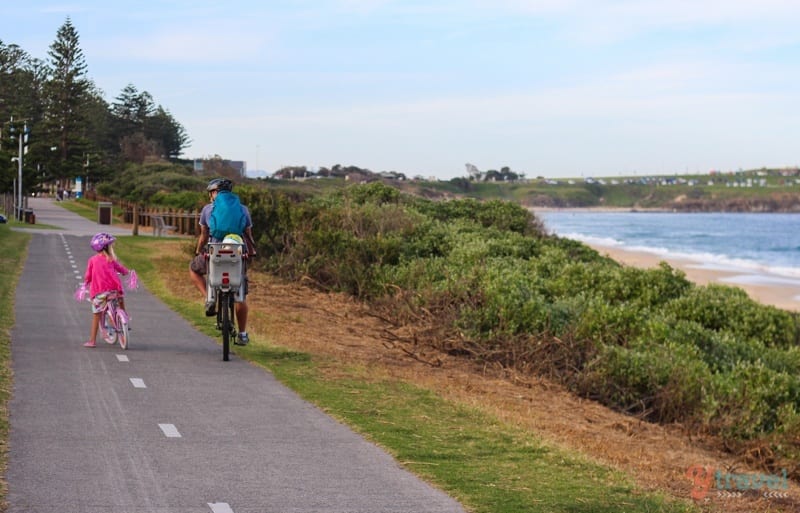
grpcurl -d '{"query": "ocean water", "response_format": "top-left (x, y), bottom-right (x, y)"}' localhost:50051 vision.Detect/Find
top-left (537, 211), bottom-right (800, 287)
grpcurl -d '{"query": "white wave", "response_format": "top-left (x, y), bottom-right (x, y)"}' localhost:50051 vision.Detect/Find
top-left (560, 233), bottom-right (622, 247)
top-left (720, 274), bottom-right (800, 287)
top-left (563, 234), bottom-right (800, 280)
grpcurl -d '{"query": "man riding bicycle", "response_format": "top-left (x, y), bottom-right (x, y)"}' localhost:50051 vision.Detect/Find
top-left (189, 178), bottom-right (257, 345)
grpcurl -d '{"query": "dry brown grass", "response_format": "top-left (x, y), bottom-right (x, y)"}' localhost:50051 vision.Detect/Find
top-left (153, 239), bottom-right (800, 513)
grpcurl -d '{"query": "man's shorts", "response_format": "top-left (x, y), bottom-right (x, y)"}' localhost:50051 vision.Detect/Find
top-left (190, 253), bottom-right (249, 297)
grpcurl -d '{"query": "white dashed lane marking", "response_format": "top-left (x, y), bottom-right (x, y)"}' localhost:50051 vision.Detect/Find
top-left (158, 423), bottom-right (181, 438)
top-left (116, 354), bottom-right (129, 362)
top-left (208, 503), bottom-right (234, 513)
top-left (129, 378), bottom-right (146, 388)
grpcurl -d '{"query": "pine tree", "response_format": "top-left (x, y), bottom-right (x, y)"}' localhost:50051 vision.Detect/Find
top-left (43, 17), bottom-right (92, 186)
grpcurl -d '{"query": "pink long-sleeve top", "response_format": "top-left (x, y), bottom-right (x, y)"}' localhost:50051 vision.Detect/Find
top-left (84, 253), bottom-right (129, 298)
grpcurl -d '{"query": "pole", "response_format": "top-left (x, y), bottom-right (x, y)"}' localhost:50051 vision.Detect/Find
top-left (17, 124), bottom-right (23, 221)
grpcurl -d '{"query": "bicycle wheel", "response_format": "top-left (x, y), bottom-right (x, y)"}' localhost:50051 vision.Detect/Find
top-left (100, 309), bottom-right (117, 344)
top-left (116, 309), bottom-right (130, 350)
top-left (221, 293), bottom-right (231, 361)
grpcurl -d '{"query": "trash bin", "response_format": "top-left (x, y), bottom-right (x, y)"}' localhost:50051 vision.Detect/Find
top-left (24, 209), bottom-right (35, 224)
top-left (98, 202), bottom-right (112, 225)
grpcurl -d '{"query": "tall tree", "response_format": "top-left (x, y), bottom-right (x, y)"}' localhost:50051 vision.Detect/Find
top-left (112, 84), bottom-right (189, 161)
top-left (42, 17), bottom-right (92, 186)
top-left (111, 83), bottom-right (154, 134)
top-left (144, 106), bottom-right (190, 159)
top-left (0, 40), bottom-right (46, 195)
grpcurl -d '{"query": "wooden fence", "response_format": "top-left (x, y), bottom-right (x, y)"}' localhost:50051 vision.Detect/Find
top-left (88, 194), bottom-right (201, 236)
top-left (1, 192), bottom-right (200, 235)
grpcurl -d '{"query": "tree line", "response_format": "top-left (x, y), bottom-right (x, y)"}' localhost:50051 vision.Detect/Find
top-left (0, 17), bottom-right (190, 196)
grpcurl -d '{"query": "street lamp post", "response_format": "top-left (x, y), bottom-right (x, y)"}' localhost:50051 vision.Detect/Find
top-left (6, 118), bottom-right (30, 221)
top-left (16, 122), bottom-right (25, 221)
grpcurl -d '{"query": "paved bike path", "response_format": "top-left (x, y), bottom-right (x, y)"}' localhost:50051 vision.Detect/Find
top-left (8, 198), bottom-right (465, 512)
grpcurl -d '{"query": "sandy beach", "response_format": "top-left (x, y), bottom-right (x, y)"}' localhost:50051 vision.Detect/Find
top-left (587, 243), bottom-right (800, 312)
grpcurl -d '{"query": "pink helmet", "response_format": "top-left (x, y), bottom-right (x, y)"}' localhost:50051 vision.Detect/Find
top-left (90, 232), bottom-right (115, 251)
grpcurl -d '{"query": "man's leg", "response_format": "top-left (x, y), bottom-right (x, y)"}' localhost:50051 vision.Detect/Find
top-left (234, 269), bottom-right (249, 344)
top-left (189, 267), bottom-right (206, 297)
top-left (190, 257), bottom-right (215, 316)
top-left (235, 301), bottom-right (248, 333)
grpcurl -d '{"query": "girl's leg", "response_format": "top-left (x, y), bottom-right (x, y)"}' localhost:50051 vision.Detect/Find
top-left (85, 312), bottom-right (101, 347)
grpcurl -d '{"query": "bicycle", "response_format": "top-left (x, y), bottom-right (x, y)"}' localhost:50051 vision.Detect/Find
top-left (206, 240), bottom-right (245, 361)
top-left (97, 291), bottom-right (131, 350)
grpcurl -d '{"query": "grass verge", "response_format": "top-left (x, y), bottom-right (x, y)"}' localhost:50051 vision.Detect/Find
top-left (113, 235), bottom-right (697, 513)
top-left (0, 224), bottom-right (31, 510)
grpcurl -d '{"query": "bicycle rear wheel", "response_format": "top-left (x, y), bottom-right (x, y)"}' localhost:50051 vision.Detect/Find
top-left (100, 309), bottom-right (117, 344)
top-left (221, 293), bottom-right (231, 361)
top-left (116, 309), bottom-right (130, 350)
top-left (219, 294), bottom-right (231, 362)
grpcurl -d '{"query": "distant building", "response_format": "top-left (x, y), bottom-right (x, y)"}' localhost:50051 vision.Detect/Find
top-left (193, 157), bottom-right (246, 178)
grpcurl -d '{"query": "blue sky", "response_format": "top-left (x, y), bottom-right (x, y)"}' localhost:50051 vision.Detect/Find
top-left (4, 1), bottom-right (800, 180)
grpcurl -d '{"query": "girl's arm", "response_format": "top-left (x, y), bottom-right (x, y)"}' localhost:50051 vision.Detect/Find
top-left (113, 260), bottom-right (130, 276)
top-left (84, 258), bottom-right (94, 285)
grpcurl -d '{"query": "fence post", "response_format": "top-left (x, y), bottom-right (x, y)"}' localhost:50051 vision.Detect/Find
top-left (132, 203), bottom-right (139, 236)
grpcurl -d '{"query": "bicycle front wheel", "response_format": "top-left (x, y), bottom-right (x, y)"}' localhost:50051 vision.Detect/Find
top-left (116, 309), bottom-right (130, 350)
top-left (100, 309), bottom-right (117, 344)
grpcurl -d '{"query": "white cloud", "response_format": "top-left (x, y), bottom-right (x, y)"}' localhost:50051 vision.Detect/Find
top-left (93, 28), bottom-right (270, 63)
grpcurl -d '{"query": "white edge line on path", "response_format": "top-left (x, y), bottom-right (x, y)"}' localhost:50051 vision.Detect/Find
top-left (208, 503), bottom-right (234, 513)
top-left (158, 423), bottom-right (181, 438)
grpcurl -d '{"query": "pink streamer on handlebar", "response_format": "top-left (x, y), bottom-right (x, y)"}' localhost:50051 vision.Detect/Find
top-left (74, 282), bottom-right (89, 302)
top-left (126, 270), bottom-right (139, 290)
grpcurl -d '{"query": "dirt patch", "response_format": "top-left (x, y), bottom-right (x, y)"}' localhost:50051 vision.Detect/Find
top-left (242, 274), bottom-right (799, 513)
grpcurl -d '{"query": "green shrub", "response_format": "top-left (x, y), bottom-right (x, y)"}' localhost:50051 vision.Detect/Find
top-left (343, 181), bottom-right (402, 205)
top-left (705, 361), bottom-right (800, 439)
top-left (665, 284), bottom-right (797, 348)
top-left (581, 340), bottom-right (710, 423)
top-left (414, 197), bottom-right (546, 236)
top-left (456, 257), bottom-right (550, 339)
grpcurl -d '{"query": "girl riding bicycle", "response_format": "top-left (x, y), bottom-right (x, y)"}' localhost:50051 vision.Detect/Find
top-left (81, 232), bottom-right (131, 348)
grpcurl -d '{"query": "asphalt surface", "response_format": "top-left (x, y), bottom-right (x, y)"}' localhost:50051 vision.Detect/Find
top-left (7, 198), bottom-right (465, 513)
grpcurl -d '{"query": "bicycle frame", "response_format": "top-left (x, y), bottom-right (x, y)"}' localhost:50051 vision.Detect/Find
top-left (98, 291), bottom-right (130, 350)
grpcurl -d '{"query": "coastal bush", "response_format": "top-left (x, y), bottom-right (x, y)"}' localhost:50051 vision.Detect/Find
top-left (211, 181), bottom-right (800, 471)
top-left (413, 197), bottom-right (546, 236)
top-left (705, 361), bottom-right (800, 439)
top-left (664, 284), bottom-right (797, 348)
top-left (397, 219), bottom-right (453, 259)
top-left (237, 188), bottom-right (297, 261)
top-left (456, 257), bottom-right (550, 338)
top-left (579, 340), bottom-right (710, 423)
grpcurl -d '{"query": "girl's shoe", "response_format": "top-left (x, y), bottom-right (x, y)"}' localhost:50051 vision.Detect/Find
top-left (83, 341), bottom-right (97, 348)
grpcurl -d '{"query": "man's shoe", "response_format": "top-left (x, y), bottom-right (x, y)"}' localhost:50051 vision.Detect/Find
top-left (205, 300), bottom-right (216, 317)
top-left (235, 332), bottom-right (250, 346)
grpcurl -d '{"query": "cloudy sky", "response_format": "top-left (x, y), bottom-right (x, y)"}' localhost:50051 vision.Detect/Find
top-left (3, 1), bottom-right (800, 179)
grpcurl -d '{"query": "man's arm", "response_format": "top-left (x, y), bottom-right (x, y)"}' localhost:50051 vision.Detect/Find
top-left (243, 226), bottom-right (257, 257)
top-left (195, 225), bottom-right (210, 255)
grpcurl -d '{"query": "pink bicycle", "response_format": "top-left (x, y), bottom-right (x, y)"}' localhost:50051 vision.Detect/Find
top-left (98, 291), bottom-right (131, 350)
